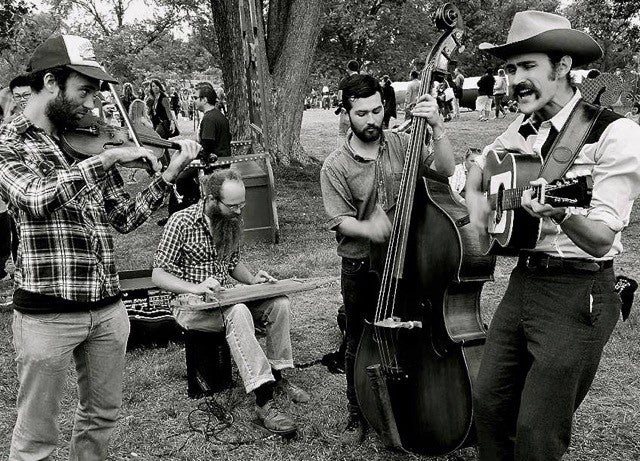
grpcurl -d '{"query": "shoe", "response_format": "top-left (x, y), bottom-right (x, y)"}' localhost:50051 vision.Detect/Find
top-left (255, 400), bottom-right (297, 435)
top-left (276, 378), bottom-right (310, 403)
top-left (340, 412), bottom-right (367, 446)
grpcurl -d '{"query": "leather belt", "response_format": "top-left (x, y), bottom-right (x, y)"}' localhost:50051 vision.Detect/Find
top-left (518, 252), bottom-right (613, 273)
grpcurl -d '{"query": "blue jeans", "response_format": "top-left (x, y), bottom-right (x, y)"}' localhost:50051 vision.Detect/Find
top-left (474, 264), bottom-right (620, 461)
top-left (173, 296), bottom-right (294, 393)
top-left (10, 301), bottom-right (130, 461)
top-left (341, 257), bottom-right (379, 415)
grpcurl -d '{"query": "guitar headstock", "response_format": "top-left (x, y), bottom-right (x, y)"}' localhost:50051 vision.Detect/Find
top-left (536, 176), bottom-right (593, 208)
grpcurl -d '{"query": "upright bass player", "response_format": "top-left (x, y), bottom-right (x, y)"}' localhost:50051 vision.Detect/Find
top-left (320, 74), bottom-right (455, 446)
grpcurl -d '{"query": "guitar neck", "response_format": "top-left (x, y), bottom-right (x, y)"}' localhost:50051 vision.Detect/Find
top-left (489, 185), bottom-right (541, 211)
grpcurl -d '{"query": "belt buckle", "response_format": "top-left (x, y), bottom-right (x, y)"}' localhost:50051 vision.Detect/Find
top-left (524, 255), bottom-right (538, 269)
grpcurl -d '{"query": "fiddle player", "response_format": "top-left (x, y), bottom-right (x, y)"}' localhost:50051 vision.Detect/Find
top-left (0, 35), bottom-right (201, 460)
top-left (152, 168), bottom-right (309, 436)
top-left (463, 12), bottom-right (640, 460)
top-left (319, 73), bottom-right (455, 445)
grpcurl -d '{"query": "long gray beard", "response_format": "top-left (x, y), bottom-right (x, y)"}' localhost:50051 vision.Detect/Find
top-left (209, 212), bottom-right (243, 257)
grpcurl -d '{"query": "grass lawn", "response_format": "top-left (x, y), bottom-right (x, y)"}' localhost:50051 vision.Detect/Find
top-left (0, 108), bottom-right (638, 460)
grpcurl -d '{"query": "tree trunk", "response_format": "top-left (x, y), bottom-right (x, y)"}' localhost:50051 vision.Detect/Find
top-left (210, 0), bottom-right (323, 165)
top-left (209, 0), bottom-right (252, 143)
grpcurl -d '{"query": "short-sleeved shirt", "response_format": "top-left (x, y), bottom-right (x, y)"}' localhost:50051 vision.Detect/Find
top-left (153, 201), bottom-right (239, 287)
top-left (474, 90), bottom-right (640, 259)
top-left (477, 74), bottom-right (495, 96)
top-left (320, 130), bottom-right (434, 259)
top-left (199, 107), bottom-right (231, 158)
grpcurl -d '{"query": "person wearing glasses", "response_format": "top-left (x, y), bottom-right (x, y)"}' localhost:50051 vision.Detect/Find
top-left (152, 168), bottom-right (309, 436)
top-left (4, 75), bottom-right (32, 123)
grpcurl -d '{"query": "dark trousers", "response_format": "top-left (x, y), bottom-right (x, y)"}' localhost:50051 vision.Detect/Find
top-left (0, 211), bottom-right (17, 277)
top-left (341, 257), bottom-right (379, 415)
top-left (494, 94), bottom-right (506, 117)
top-left (474, 263), bottom-right (620, 461)
top-left (168, 170), bottom-right (201, 216)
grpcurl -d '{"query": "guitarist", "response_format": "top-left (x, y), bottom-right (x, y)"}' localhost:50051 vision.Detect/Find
top-left (464, 11), bottom-right (640, 460)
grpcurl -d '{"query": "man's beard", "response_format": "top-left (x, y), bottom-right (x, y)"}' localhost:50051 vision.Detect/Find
top-left (207, 206), bottom-right (243, 257)
top-left (45, 91), bottom-right (84, 131)
top-left (351, 121), bottom-right (382, 143)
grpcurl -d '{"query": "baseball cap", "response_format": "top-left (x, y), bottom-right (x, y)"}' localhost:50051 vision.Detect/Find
top-left (27, 35), bottom-right (118, 83)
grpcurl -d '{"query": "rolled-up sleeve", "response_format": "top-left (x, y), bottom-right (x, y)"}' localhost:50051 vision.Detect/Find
top-left (587, 119), bottom-right (640, 232)
top-left (320, 160), bottom-right (355, 230)
top-left (154, 213), bottom-right (186, 278)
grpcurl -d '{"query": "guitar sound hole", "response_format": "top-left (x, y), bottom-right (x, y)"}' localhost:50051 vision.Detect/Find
top-left (495, 184), bottom-right (504, 224)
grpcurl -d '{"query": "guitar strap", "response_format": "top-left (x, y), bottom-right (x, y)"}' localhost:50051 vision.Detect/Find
top-left (538, 99), bottom-right (604, 182)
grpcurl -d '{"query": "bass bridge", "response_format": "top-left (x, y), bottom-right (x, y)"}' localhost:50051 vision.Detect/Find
top-left (374, 316), bottom-right (423, 330)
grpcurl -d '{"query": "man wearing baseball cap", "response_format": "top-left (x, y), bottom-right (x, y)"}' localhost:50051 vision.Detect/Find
top-left (0, 35), bottom-right (201, 460)
top-left (460, 11), bottom-right (640, 460)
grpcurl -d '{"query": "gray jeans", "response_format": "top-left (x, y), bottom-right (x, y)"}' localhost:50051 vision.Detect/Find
top-left (10, 301), bottom-right (129, 461)
top-left (174, 296), bottom-right (294, 393)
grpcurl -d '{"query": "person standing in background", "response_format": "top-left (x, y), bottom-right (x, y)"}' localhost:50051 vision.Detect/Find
top-left (452, 67), bottom-right (465, 118)
top-left (381, 75), bottom-right (397, 129)
top-left (120, 82), bottom-right (136, 116)
top-left (337, 60), bottom-right (361, 141)
top-left (492, 68), bottom-right (508, 119)
top-left (149, 79), bottom-right (178, 139)
top-left (476, 67), bottom-right (495, 121)
top-left (404, 70), bottom-right (421, 121)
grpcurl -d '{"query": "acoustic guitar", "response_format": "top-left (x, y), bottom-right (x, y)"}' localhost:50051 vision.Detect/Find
top-left (480, 149), bottom-right (593, 255)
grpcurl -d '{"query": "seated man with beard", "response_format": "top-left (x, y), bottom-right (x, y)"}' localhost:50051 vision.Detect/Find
top-left (152, 168), bottom-right (309, 435)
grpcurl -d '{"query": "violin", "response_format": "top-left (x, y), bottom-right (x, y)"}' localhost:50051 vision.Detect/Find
top-left (59, 78), bottom-right (181, 171)
top-left (60, 114), bottom-right (180, 170)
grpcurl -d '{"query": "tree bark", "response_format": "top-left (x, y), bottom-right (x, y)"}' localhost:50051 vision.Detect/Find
top-left (210, 0), bottom-right (323, 165)
top-left (209, 0), bottom-right (253, 143)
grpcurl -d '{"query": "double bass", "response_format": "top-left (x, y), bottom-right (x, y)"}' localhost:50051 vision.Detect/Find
top-left (353, 4), bottom-right (496, 455)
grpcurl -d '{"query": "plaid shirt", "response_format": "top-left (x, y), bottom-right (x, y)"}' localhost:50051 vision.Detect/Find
top-left (0, 114), bottom-right (171, 308)
top-left (153, 201), bottom-right (239, 287)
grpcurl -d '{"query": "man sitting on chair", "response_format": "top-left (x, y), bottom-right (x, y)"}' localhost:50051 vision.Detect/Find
top-left (152, 168), bottom-right (309, 435)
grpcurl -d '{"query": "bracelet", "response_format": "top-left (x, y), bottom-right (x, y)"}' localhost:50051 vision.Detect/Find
top-left (432, 128), bottom-right (447, 142)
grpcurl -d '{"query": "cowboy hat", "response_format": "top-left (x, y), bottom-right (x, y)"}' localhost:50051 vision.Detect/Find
top-left (479, 11), bottom-right (602, 67)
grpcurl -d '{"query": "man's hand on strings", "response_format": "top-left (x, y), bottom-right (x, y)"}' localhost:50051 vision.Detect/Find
top-left (521, 178), bottom-right (566, 221)
top-left (252, 270), bottom-right (278, 285)
top-left (192, 276), bottom-right (223, 294)
top-left (411, 93), bottom-right (442, 128)
top-left (365, 204), bottom-right (392, 243)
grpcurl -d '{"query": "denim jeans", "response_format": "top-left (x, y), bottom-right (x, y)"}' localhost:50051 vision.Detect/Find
top-left (474, 265), bottom-right (620, 461)
top-left (174, 296), bottom-right (293, 393)
top-left (10, 301), bottom-right (130, 461)
top-left (341, 257), bottom-right (379, 415)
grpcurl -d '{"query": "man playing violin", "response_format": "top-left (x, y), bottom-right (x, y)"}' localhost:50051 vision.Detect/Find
top-left (152, 168), bottom-right (309, 436)
top-left (0, 35), bottom-right (201, 460)
top-left (463, 12), bottom-right (640, 460)
top-left (320, 73), bottom-right (455, 446)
